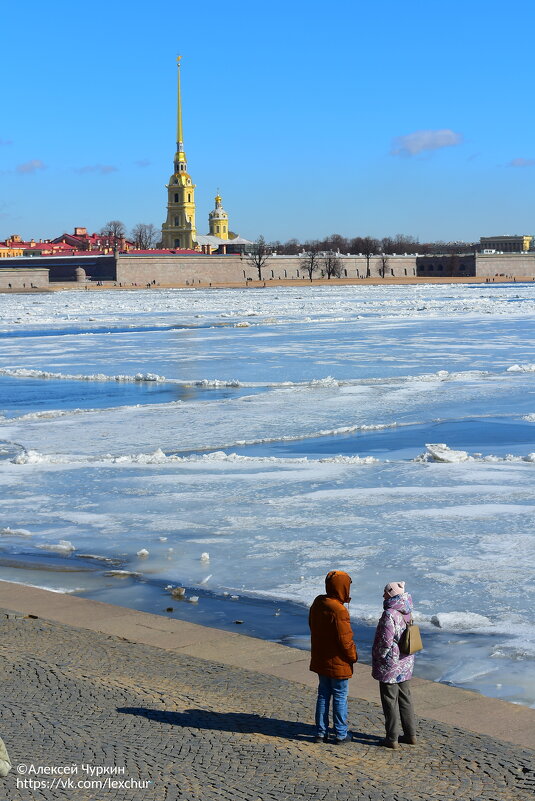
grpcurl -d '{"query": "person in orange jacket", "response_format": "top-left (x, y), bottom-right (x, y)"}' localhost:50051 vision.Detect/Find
top-left (309, 570), bottom-right (357, 743)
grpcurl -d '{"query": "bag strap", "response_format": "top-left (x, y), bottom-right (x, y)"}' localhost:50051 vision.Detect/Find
top-left (391, 609), bottom-right (412, 624)
top-left (390, 608), bottom-right (411, 641)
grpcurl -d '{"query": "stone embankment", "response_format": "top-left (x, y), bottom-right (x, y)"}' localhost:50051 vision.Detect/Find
top-left (0, 584), bottom-right (533, 801)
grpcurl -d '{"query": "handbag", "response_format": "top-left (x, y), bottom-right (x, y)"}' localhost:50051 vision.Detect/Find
top-left (398, 616), bottom-right (423, 655)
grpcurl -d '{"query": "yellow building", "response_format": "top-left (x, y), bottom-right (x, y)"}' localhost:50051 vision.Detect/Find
top-left (208, 193), bottom-right (229, 240)
top-left (479, 235), bottom-right (532, 252)
top-left (1, 234), bottom-right (24, 257)
top-left (161, 58), bottom-right (197, 250)
top-left (161, 59), bottom-right (244, 252)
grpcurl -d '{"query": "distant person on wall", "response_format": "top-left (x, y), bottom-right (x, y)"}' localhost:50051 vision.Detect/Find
top-left (372, 581), bottom-right (417, 749)
top-left (309, 570), bottom-right (357, 744)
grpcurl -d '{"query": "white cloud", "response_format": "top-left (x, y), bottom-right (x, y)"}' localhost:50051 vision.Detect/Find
top-left (16, 159), bottom-right (46, 174)
top-left (509, 157), bottom-right (535, 168)
top-left (75, 164), bottom-right (119, 175)
top-left (391, 129), bottom-right (463, 157)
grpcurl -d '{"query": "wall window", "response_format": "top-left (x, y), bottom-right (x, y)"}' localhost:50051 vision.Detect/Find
top-left (188, 194), bottom-right (191, 202)
top-left (174, 193), bottom-right (179, 202)
top-left (174, 217), bottom-right (179, 226)
top-left (174, 238), bottom-right (180, 248)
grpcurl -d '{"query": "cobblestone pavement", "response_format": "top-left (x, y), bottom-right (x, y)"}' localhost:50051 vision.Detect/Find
top-left (0, 615), bottom-right (533, 801)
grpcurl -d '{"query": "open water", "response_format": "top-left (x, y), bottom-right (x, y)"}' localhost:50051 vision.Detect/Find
top-left (0, 284), bottom-right (534, 706)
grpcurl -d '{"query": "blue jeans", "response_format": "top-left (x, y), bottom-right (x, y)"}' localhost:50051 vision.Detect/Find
top-left (315, 675), bottom-right (349, 739)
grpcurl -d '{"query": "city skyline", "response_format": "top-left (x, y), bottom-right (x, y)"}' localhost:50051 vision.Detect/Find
top-left (1, 0), bottom-right (534, 243)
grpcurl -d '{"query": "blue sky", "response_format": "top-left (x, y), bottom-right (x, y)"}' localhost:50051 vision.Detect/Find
top-left (1, 0), bottom-right (534, 243)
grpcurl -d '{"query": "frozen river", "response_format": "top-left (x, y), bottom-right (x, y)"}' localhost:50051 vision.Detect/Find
top-left (0, 283), bottom-right (534, 706)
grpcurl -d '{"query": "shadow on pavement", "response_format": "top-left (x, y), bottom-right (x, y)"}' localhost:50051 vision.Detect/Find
top-left (117, 706), bottom-right (378, 744)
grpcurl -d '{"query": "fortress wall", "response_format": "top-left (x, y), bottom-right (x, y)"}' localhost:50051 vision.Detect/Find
top-left (474, 253), bottom-right (535, 278)
top-left (116, 254), bottom-right (418, 285)
top-left (416, 255), bottom-right (476, 277)
top-left (0, 268), bottom-right (49, 289)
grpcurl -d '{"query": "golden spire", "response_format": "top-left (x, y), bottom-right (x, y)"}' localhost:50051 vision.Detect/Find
top-left (176, 56), bottom-right (186, 165)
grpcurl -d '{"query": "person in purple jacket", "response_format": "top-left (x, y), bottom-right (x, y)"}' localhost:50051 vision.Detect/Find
top-left (371, 581), bottom-right (417, 749)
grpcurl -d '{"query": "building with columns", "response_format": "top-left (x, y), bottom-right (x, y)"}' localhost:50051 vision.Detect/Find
top-left (479, 235), bottom-right (532, 253)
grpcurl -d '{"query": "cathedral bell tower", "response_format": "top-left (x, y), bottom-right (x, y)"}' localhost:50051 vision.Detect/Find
top-left (161, 57), bottom-right (197, 250)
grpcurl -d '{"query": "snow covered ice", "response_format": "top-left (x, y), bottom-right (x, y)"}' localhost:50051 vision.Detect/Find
top-left (1, 283), bottom-right (535, 706)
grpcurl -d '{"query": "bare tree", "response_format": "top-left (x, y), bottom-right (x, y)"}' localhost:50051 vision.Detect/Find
top-left (245, 235), bottom-right (271, 280)
top-left (101, 220), bottom-right (126, 238)
top-left (100, 220), bottom-right (126, 250)
top-left (387, 233), bottom-right (420, 254)
top-left (319, 233), bottom-right (348, 253)
top-left (380, 254), bottom-right (390, 278)
top-left (300, 243), bottom-right (321, 281)
top-left (355, 236), bottom-right (378, 277)
top-left (131, 223), bottom-right (159, 250)
top-left (321, 252), bottom-right (343, 279)
top-left (281, 238), bottom-right (301, 255)
top-left (381, 237), bottom-right (395, 255)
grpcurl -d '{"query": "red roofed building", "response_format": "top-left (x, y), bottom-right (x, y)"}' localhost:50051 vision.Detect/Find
top-left (1, 234), bottom-right (84, 256)
top-left (1, 231), bottom-right (205, 260)
top-left (51, 227), bottom-right (134, 253)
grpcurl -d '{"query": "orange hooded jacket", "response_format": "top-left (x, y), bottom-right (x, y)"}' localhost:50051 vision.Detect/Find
top-left (309, 570), bottom-right (357, 679)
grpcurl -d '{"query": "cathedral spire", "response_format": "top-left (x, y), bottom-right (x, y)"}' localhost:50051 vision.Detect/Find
top-left (175, 57), bottom-right (187, 170)
top-left (162, 57), bottom-right (197, 250)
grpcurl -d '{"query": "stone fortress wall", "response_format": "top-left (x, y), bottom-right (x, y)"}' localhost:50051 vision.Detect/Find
top-left (472, 253), bottom-right (535, 277)
top-left (116, 254), bottom-right (418, 285)
top-left (0, 267), bottom-right (49, 289)
top-left (417, 253), bottom-right (535, 279)
top-left (117, 251), bottom-right (535, 286)
top-left (2, 252), bottom-right (535, 290)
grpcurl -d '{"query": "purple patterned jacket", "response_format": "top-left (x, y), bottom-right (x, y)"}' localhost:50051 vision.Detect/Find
top-left (371, 592), bottom-right (415, 684)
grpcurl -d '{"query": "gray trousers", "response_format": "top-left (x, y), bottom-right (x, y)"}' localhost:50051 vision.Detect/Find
top-left (379, 680), bottom-right (416, 741)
